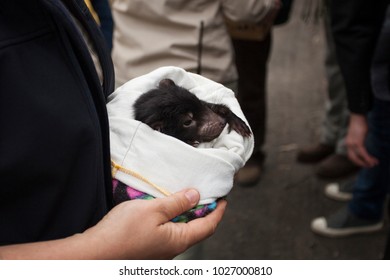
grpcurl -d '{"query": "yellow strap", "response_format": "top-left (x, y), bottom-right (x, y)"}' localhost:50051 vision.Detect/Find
top-left (111, 160), bottom-right (172, 197)
top-left (84, 0), bottom-right (100, 24)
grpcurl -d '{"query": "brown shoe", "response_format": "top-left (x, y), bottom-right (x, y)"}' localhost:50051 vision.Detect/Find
top-left (296, 143), bottom-right (335, 163)
top-left (316, 154), bottom-right (359, 179)
top-left (235, 164), bottom-right (262, 187)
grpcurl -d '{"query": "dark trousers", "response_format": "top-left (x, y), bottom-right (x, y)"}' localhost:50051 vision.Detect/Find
top-left (232, 34), bottom-right (271, 164)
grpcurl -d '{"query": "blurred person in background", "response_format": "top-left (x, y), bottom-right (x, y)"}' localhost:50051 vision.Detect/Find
top-left (311, 1), bottom-right (390, 247)
top-left (229, 0), bottom-right (290, 186)
top-left (297, 0), bottom-right (359, 180)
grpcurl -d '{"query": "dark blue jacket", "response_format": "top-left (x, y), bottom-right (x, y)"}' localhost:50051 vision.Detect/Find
top-left (0, 0), bottom-right (114, 245)
top-left (330, 0), bottom-right (389, 114)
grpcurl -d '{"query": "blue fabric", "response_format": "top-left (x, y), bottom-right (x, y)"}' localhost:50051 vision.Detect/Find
top-left (112, 179), bottom-right (217, 223)
top-left (349, 99), bottom-right (390, 220)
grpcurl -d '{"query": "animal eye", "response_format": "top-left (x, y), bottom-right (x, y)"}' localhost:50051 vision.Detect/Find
top-left (183, 120), bottom-right (192, 126)
top-left (182, 113), bottom-right (194, 127)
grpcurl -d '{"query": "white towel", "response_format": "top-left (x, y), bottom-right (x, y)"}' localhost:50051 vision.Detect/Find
top-left (107, 66), bottom-right (254, 204)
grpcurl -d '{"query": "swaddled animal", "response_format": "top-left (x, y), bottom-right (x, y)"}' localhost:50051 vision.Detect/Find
top-left (133, 78), bottom-right (251, 146)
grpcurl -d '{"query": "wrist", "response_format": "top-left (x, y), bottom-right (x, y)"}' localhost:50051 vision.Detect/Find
top-left (0, 233), bottom-right (95, 260)
top-left (350, 113), bottom-right (367, 123)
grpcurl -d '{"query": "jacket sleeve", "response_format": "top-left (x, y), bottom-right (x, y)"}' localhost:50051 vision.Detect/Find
top-left (222, 0), bottom-right (277, 23)
top-left (330, 0), bottom-right (388, 114)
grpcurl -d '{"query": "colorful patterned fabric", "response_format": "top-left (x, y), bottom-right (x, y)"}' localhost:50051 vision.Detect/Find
top-left (112, 179), bottom-right (217, 223)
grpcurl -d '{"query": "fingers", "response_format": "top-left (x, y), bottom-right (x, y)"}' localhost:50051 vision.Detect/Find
top-left (155, 189), bottom-right (200, 221)
top-left (347, 147), bottom-right (367, 167)
top-left (183, 199), bottom-right (227, 244)
top-left (356, 146), bottom-right (378, 167)
top-left (153, 195), bottom-right (227, 258)
top-left (347, 145), bottom-right (379, 168)
top-left (345, 114), bottom-right (378, 168)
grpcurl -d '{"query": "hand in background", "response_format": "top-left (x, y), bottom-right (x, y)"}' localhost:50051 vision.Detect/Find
top-left (346, 113), bottom-right (379, 168)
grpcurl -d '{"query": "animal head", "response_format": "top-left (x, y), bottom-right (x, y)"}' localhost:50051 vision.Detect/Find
top-left (133, 79), bottom-right (226, 146)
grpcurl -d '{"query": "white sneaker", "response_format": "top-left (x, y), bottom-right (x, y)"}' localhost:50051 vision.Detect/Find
top-left (311, 206), bottom-right (383, 238)
top-left (324, 180), bottom-right (354, 201)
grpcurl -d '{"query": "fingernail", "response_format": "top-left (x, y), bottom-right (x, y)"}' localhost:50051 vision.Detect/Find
top-left (185, 189), bottom-right (199, 205)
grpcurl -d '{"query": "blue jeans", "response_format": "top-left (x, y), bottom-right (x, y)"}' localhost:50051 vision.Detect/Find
top-left (349, 99), bottom-right (390, 221)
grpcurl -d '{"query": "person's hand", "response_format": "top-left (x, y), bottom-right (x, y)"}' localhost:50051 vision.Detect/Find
top-left (346, 113), bottom-right (378, 168)
top-left (0, 189), bottom-right (226, 260)
top-left (84, 189), bottom-right (227, 259)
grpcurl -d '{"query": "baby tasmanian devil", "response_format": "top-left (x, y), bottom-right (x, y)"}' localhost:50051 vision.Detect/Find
top-left (133, 78), bottom-right (251, 146)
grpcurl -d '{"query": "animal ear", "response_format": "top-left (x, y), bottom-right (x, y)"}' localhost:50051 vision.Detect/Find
top-left (150, 121), bottom-right (164, 132)
top-left (158, 78), bottom-right (176, 89)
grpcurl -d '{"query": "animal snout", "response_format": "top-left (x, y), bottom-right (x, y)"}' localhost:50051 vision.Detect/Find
top-left (218, 119), bottom-right (227, 128)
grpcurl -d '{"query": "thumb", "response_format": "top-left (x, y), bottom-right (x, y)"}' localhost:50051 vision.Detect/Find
top-left (157, 189), bottom-right (200, 221)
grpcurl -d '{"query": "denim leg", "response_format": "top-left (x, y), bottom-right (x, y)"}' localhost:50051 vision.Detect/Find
top-left (349, 100), bottom-right (390, 220)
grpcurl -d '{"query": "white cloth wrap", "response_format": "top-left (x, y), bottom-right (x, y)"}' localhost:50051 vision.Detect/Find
top-left (107, 66), bottom-right (254, 204)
